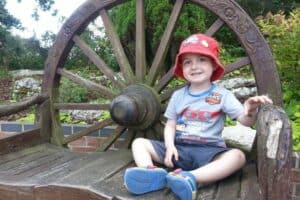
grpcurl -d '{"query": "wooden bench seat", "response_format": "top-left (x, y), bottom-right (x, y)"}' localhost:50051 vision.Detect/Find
top-left (0, 143), bottom-right (259, 200)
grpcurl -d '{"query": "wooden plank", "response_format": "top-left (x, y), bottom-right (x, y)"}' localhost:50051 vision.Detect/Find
top-left (155, 68), bottom-right (174, 93)
top-left (0, 94), bottom-right (48, 117)
top-left (292, 195), bottom-right (300, 200)
top-left (240, 163), bottom-right (259, 200)
top-left (0, 129), bottom-right (43, 155)
top-left (291, 168), bottom-right (300, 182)
top-left (0, 185), bottom-right (19, 200)
top-left (160, 84), bottom-right (185, 102)
top-left (38, 99), bottom-right (51, 142)
top-left (215, 171), bottom-right (241, 200)
top-left (63, 118), bottom-right (114, 144)
top-left (56, 68), bottom-right (116, 99)
top-left (0, 184), bottom-right (35, 200)
top-left (96, 126), bottom-right (126, 151)
top-left (57, 150), bottom-right (132, 186)
top-left (0, 147), bottom-right (58, 175)
top-left (135, 0), bottom-right (147, 81)
top-left (34, 185), bottom-right (110, 200)
top-left (205, 18), bottom-right (224, 36)
top-left (54, 103), bottom-right (110, 110)
top-left (0, 144), bottom-right (47, 165)
top-left (224, 57), bottom-right (251, 74)
top-left (100, 9), bottom-right (135, 84)
top-left (73, 35), bottom-right (125, 89)
top-left (92, 163), bottom-right (175, 200)
top-left (123, 129), bottom-right (136, 149)
top-left (197, 183), bottom-right (217, 200)
top-left (34, 152), bottom-right (101, 184)
top-left (292, 182), bottom-right (300, 198)
top-left (7, 151), bottom-right (76, 180)
top-left (256, 105), bottom-right (292, 200)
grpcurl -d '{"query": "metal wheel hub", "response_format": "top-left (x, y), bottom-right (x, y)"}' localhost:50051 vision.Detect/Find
top-left (109, 84), bottom-right (161, 130)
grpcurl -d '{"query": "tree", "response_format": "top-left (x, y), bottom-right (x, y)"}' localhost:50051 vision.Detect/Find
top-left (16, 0), bottom-right (57, 21)
top-left (0, 0), bottom-right (22, 29)
top-left (0, 0), bottom-right (23, 69)
top-left (238, 0), bottom-right (298, 18)
top-left (110, 0), bottom-right (207, 71)
top-left (0, 0), bottom-right (51, 71)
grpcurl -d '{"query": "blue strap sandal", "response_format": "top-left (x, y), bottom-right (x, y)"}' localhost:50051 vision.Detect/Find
top-left (124, 166), bottom-right (168, 195)
top-left (166, 169), bottom-right (197, 200)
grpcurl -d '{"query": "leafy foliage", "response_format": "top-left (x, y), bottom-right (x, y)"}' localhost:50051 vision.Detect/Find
top-left (59, 77), bottom-right (88, 103)
top-left (257, 8), bottom-right (300, 150)
top-left (0, 0), bottom-right (22, 29)
top-left (0, 34), bottom-right (48, 70)
top-left (238, 0), bottom-right (297, 17)
top-left (109, 0), bottom-right (208, 70)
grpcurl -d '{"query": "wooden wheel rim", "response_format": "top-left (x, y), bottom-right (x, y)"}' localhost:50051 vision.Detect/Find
top-left (42, 0), bottom-right (282, 146)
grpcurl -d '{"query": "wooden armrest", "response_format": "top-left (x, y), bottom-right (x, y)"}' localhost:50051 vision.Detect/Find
top-left (0, 93), bottom-right (49, 117)
top-left (256, 104), bottom-right (292, 200)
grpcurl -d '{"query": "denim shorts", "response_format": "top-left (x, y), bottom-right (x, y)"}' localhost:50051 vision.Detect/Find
top-left (150, 140), bottom-right (228, 171)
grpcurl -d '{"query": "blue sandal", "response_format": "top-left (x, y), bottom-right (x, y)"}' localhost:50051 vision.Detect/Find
top-left (166, 169), bottom-right (197, 200)
top-left (124, 166), bottom-right (168, 195)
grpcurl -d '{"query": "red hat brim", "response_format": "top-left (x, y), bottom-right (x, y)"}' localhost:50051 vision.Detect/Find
top-left (173, 47), bottom-right (224, 82)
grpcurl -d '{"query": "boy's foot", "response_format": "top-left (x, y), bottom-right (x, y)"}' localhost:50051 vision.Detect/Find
top-left (166, 169), bottom-right (197, 200)
top-left (124, 166), bottom-right (168, 195)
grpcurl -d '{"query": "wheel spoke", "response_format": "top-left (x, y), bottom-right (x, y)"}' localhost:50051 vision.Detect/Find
top-left (63, 118), bottom-right (114, 144)
top-left (160, 84), bottom-right (185, 102)
top-left (135, 130), bottom-right (146, 138)
top-left (155, 68), bottom-right (174, 92)
top-left (100, 9), bottom-right (135, 84)
top-left (73, 35), bottom-right (126, 89)
top-left (96, 125), bottom-right (126, 151)
top-left (205, 18), bottom-right (225, 36)
top-left (145, 128), bottom-right (159, 140)
top-left (123, 128), bottom-right (136, 149)
top-left (153, 121), bottom-right (164, 139)
top-left (146, 0), bottom-right (184, 86)
top-left (161, 103), bottom-right (168, 113)
top-left (54, 103), bottom-right (110, 110)
top-left (135, 0), bottom-right (147, 81)
top-left (224, 57), bottom-right (251, 74)
top-left (57, 68), bottom-right (116, 99)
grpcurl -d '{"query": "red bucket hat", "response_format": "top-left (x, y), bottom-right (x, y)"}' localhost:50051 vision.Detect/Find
top-left (173, 33), bottom-right (224, 82)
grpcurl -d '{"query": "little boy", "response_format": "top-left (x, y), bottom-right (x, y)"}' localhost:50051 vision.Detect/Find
top-left (124, 33), bottom-right (272, 200)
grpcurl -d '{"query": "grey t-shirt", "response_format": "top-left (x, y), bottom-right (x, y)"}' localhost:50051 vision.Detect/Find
top-left (164, 84), bottom-right (244, 146)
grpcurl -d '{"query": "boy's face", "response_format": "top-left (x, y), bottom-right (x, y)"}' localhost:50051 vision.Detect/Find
top-left (181, 53), bottom-right (216, 85)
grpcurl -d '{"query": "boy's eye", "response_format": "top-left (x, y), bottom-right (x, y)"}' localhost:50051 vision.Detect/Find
top-left (183, 60), bottom-right (191, 66)
top-left (197, 57), bottom-right (207, 62)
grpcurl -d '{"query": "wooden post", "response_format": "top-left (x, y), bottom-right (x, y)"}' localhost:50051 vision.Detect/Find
top-left (38, 99), bottom-right (51, 142)
top-left (256, 104), bottom-right (292, 200)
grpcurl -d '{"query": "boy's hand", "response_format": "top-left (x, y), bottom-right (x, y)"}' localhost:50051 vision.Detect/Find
top-left (164, 145), bottom-right (178, 168)
top-left (244, 95), bottom-right (273, 116)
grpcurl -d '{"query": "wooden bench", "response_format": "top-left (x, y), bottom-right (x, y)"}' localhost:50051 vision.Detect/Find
top-left (0, 103), bottom-right (293, 200)
top-left (0, 0), bottom-right (297, 199)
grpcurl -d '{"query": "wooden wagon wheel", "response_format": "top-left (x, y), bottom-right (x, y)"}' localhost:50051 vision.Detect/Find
top-left (42, 0), bottom-right (282, 150)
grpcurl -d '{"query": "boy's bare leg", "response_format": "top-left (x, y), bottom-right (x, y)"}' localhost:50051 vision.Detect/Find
top-left (190, 149), bottom-right (246, 185)
top-left (131, 138), bottom-right (162, 167)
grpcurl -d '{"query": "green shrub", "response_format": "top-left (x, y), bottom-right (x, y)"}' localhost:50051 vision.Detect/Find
top-left (0, 67), bottom-right (11, 79)
top-left (59, 77), bottom-right (88, 103)
top-left (257, 8), bottom-right (300, 150)
top-left (257, 9), bottom-right (300, 87)
top-left (17, 113), bottom-right (35, 122)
